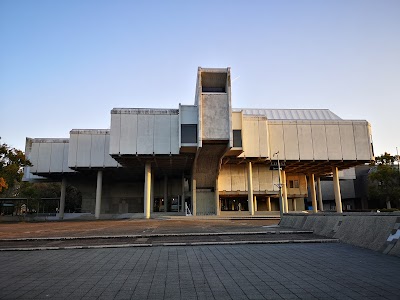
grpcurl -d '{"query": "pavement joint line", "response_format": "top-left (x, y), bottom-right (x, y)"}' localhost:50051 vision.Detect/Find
top-left (0, 239), bottom-right (339, 251)
top-left (0, 230), bottom-right (314, 241)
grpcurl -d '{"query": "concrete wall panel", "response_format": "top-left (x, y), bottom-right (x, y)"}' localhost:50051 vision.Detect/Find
top-left (232, 111), bottom-right (242, 130)
top-left (325, 123), bottom-right (342, 160)
top-left (297, 123), bottom-right (313, 160)
top-left (354, 122), bottom-right (371, 160)
top-left (76, 134), bottom-right (92, 167)
top-left (90, 134), bottom-right (106, 167)
top-left (252, 165), bottom-right (260, 192)
top-left (201, 93), bottom-right (230, 140)
top-left (258, 165), bottom-right (269, 191)
top-left (283, 123), bottom-right (299, 160)
top-left (120, 114), bottom-right (137, 154)
top-left (29, 140), bottom-right (73, 174)
top-left (339, 123), bottom-right (357, 160)
top-left (219, 165), bottom-right (232, 191)
top-left (231, 165), bottom-right (246, 191)
top-left (154, 115), bottom-right (171, 154)
top-left (30, 143), bottom-right (40, 173)
top-left (242, 118), bottom-right (260, 157)
top-left (311, 124), bottom-right (328, 160)
top-left (271, 169), bottom-right (280, 193)
top-left (50, 143), bottom-right (64, 172)
top-left (68, 134), bottom-right (78, 168)
top-left (170, 115), bottom-right (180, 154)
top-left (62, 143), bottom-right (70, 172)
top-left (137, 115), bottom-right (155, 154)
top-left (109, 114), bottom-right (121, 155)
top-left (37, 143), bottom-right (51, 173)
top-left (268, 122), bottom-right (285, 160)
top-left (259, 120), bottom-right (269, 158)
top-left (299, 175), bottom-right (308, 195)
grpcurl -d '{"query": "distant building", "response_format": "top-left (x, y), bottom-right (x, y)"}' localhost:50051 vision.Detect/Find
top-left (24, 67), bottom-right (374, 218)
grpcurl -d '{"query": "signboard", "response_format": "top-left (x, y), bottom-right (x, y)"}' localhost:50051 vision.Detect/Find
top-left (269, 161), bottom-right (286, 170)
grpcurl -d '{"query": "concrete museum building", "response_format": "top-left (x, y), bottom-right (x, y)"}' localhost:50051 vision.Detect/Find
top-left (24, 67), bottom-right (374, 219)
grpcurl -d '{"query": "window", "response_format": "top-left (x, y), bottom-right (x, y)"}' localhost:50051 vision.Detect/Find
top-left (289, 180), bottom-right (299, 188)
top-left (233, 130), bottom-right (242, 147)
top-left (181, 124), bottom-right (197, 143)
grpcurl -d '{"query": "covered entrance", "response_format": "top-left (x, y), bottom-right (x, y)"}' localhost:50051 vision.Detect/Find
top-left (220, 196), bottom-right (249, 211)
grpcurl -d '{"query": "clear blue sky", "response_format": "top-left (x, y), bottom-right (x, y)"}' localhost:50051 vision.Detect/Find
top-left (1, 0), bottom-right (399, 157)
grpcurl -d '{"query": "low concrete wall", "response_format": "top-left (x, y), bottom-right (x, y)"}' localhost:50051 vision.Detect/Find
top-left (280, 213), bottom-right (400, 257)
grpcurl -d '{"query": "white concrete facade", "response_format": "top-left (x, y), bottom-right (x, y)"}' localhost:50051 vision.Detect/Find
top-left (23, 67), bottom-right (374, 218)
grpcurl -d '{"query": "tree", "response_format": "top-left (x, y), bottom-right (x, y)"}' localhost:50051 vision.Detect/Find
top-left (368, 152), bottom-right (400, 209)
top-left (0, 143), bottom-right (31, 196)
top-left (17, 181), bottom-right (82, 213)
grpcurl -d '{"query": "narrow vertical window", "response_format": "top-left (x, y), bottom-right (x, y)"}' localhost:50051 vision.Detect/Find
top-left (233, 130), bottom-right (242, 147)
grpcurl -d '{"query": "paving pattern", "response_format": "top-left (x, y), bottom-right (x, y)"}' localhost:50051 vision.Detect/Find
top-left (0, 231), bottom-right (337, 250)
top-left (0, 243), bottom-right (399, 300)
top-left (0, 219), bottom-right (279, 239)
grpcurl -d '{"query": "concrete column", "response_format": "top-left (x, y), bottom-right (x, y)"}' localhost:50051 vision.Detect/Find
top-left (192, 177), bottom-right (197, 216)
top-left (267, 196), bottom-right (271, 211)
top-left (309, 174), bottom-right (318, 213)
top-left (247, 162), bottom-right (254, 215)
top-left (316, 176), bottom-right (324, 212)
top-left (181, 174), bottom-right (185, 213)
top-left (59, 177), bottom-right (67, 219)
top-left (144, 162), bottom-right (151, 219)
top-left (282, 170), bottom-right (289, 213)
top-left (150, 171), bottom-right (154, 213)
top-left (164, 175), bottom-right (168, 212)
top-left (95, 170), bottom-right (103, 219)
top-left (292, 198), bottom-right (297, 211)
top-left (332, 167), bottom-right (343, 213)
top-left (254, 196), bottom-right (257, 212)
top-left (215, 177), bottom-right (220, 215)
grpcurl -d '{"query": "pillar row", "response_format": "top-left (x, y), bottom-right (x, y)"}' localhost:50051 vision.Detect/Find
top-left (144, 162), bottom-right (151, 219)
top-left (59, 177), bottom-right (67, 219)
top-left (267, 196), bottom-right (271, 212)
top-left (309, 174), bottom-right (317, 213)
top-left (95, 170), bottom-right (103, 219)
top-left (164, 175), bottom-right (168, 212)
top-left (247, 161), bottom-right (254, 216)
top-left (332, 166), bottom-right (343, 213)
top-left (192, 177), bottom-right (197, 216)
top-left (215, 178), bottom-right (220, 216)
top-left (317, 176), bottom-right (324, 212)
top-left (282, 170), bottom-right (288, 213)
top-left (181, 174), bottom-right (185, 213)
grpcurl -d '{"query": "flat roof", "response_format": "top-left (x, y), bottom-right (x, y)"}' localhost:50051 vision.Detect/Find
top-left (234, 108), bottom-right (341, 120)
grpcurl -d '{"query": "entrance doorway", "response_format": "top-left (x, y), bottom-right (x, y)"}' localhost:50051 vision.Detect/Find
top-left (220, 197), bottom-right (248, 211)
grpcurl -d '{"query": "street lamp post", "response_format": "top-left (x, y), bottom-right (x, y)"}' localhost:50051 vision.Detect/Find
top-left (273, 151), bottom-right (284, 219)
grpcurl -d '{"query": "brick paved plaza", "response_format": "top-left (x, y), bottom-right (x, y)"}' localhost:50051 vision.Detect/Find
top-left (0, 243), bottom-right (399, 300)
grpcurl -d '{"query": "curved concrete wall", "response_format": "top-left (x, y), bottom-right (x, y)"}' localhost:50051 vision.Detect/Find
top-left (280, 213), bottom-right (400, 257)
